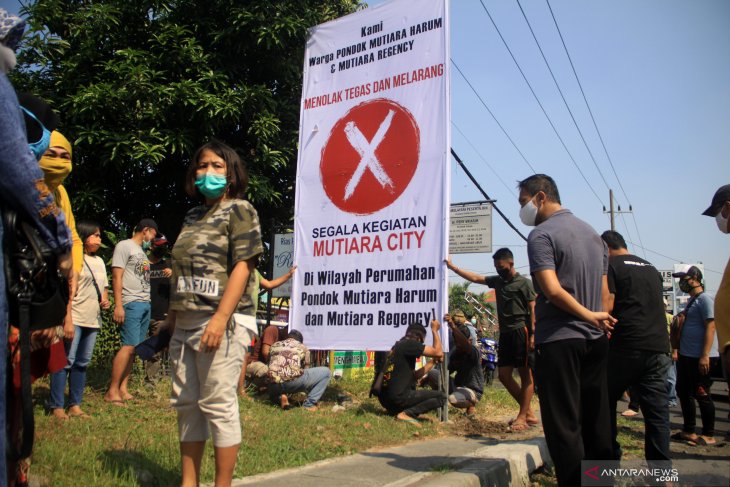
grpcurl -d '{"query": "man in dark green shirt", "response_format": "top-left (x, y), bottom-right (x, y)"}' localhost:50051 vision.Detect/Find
top-left (447, 248), bottom-right (537, 431)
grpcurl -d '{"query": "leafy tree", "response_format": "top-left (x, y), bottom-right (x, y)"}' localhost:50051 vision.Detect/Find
top-left (12, 0), bottom-right (361, 245)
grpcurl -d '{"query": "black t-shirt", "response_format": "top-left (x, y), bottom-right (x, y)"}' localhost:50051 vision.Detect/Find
top-left (450, 346), bottom-right (484, 400)
top-left (382, 339), bottom-right (425, 401)
top-left (484, 273), bottom-right (536, 332)
top-left (607, 254), bottom-right (669, 353)
top-left (149, 259), bottom-right (171, 320)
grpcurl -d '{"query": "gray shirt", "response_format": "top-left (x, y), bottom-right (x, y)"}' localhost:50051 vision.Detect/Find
top-left (527, 209), bottom-right (607, 344)
top-left (112, 238), bottom-right (150, 304)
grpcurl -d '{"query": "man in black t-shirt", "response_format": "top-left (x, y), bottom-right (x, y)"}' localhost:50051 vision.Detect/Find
top-left (447, 248), bottom-right (537, 429)
top-left (601, 231), bottom-right (671, 461)
top-left (145, 234), bottom-right (172, 382)
top-left (379, 320), bottom-right (445, 425)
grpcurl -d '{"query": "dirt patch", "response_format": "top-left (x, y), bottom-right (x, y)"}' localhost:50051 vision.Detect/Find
top-left (448, 412), bottom-right (544, 441)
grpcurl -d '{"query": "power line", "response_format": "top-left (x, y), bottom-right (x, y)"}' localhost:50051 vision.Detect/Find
top-left (476, 0), bottom-right (604, 206)
top-left (452, 122), bottom-right (517, 197)
top-left (451, 60), bottom-right (537, 173)
top-left (543, 0), bottom-right (648, 257)
top-left (629, 212), bottom-right (647, 259)
top-left (450, 148), bottom-right (528, 242)
top-left (544, 0), bottom-right (632, 206)
top-left (516, 0), bottom-right (612, 192)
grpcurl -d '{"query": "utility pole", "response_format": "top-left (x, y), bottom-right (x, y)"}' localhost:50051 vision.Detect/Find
top-left (603, 189), bottom-right (632, 231)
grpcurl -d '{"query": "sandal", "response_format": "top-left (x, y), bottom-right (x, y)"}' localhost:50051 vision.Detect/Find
top-left (509, 421), bottom-right (530, 432)
top-left (396, 415), bottom-right (422, 427)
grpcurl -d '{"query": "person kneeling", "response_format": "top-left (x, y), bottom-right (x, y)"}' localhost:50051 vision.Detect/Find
top-left (377, 320), bottom-right (446, 425)
top-left (267, 330), bottom-right (330, 411)
top-left (444, 314), bottom-right (485, 415)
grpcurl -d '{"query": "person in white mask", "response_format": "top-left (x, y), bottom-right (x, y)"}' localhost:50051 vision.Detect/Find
top-left (517, 174), bottom-right (616, 487)
top-left (702, 184), bottom-right (729, 424)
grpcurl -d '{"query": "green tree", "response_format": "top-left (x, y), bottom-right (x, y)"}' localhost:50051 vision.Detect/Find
top-left (12, 0), bottom-right (361, 243)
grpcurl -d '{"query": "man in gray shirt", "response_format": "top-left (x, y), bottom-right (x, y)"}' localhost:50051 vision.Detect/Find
top-left (104, 218), bottom-right (157, 404)
top-left (518, 174), bottom-right (615, 487)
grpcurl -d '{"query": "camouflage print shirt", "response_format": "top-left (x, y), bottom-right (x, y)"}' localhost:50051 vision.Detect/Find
top-left (267, 338), bottom-right (311, 383)
top-left (170, 199), bottom-right (263, 322)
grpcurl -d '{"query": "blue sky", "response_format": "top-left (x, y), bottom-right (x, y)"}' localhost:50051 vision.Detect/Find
top-left (3, 0), bottom-right (727, 298)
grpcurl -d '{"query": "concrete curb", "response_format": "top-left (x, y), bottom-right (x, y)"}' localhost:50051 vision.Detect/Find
top-left (391, 437), bottom-right (550, 486)
top-left (228, 436), bottom-right (550, 487)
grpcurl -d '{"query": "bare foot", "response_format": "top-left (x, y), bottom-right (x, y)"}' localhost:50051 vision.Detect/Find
top-left (525, 413), bottom-right (540, 425)
top-left (51, 408), bottom-right (69, 421)
top-left (280, 394), bottom-right (291, 410)
top-left (120, 391), bottom-right (135, 401)
top-left (303, 405), bottom-right (319, 412)
top-left (396, 413), bottom-right (421, 427)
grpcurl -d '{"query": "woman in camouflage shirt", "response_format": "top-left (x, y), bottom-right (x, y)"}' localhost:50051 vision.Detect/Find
top-left (165, 140), bottom-right (263, 486)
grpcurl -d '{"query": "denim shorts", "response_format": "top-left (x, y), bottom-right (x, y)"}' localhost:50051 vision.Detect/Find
top-left (120, 301), bottom-right (151, 346)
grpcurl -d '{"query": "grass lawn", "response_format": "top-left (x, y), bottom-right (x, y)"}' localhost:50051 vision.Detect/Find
top-left (28, 366), bottom-right (523, 486)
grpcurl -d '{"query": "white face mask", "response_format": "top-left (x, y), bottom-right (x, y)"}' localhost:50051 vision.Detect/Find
top-left (716, 209), bottom-right (729, 234)
top-left (519, 197), bottom-right (539, 226)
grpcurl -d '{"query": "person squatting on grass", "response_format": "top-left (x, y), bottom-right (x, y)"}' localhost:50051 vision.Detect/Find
top-left (164, 140), bottom-right (263, 487)
top-left (377, 320), bottom-right (446, 425)
top-left (267, 330), bottom-right (332, 411)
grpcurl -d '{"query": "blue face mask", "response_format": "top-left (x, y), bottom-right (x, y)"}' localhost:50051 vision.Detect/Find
top-left (194, 173), bottom-right (227, 199)
top-left (21, 106), bottom-right (51, 161)
top-left (142, 240), bottom-right (152, 251)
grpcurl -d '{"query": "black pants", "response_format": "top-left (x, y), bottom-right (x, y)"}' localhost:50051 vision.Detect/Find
top-left (379, 389), bottom-right (446, 417)
top-left (676, 355), bottom-right (716, 436)
top-left (535, 337), bottom-right (612, 487)
top-left (607, 348), bottom-right (671, 460)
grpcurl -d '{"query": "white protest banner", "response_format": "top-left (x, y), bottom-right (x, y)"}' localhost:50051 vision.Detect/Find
top-left (272, 234), bottom-right (294, 298)
top-left (292, 0), bottom-right (450, 351)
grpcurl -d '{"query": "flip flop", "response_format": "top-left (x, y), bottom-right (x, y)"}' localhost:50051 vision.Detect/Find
top-left (670, 432), bottom-right (697, 442)
top-left (396, 416), bottom-right (421, 427)
top-left (508, 417), bottom-right (539, 426)
top-left (509, 421), bottom-right (530, 432)
top-left (696, 437), bottom-right (716, 446)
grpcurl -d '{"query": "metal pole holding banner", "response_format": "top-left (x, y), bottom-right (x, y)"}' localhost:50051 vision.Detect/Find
top-left (265, 218), bottom-right (275, 328)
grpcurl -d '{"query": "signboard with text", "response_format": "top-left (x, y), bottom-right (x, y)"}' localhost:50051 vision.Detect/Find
top-left (272, 233), bottom-right (294, 298)
top-left (292, 0), bottom-right (451, 350)
top-left (449, 202), bottom-right (492, 254)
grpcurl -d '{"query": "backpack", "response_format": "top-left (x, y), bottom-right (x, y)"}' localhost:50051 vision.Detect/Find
top-left (669, 294), bottom-right (700, 351)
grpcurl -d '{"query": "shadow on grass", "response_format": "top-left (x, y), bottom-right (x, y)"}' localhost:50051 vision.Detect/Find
top-left (100, 449), bottom-right (179, 487)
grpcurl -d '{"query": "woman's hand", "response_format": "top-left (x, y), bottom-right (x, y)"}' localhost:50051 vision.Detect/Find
top-left (200, 313), bottom-right (228, 352)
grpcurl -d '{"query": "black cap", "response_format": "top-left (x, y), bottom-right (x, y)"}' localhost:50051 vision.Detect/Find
top-left (136, 218), bottom-right (158, 233)
top-left (702, 184), bottom-right (730, 216)
top-left (287, 330), bottom-right (303, 343)
top-left (672, 265), bottom-right (703, 281)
